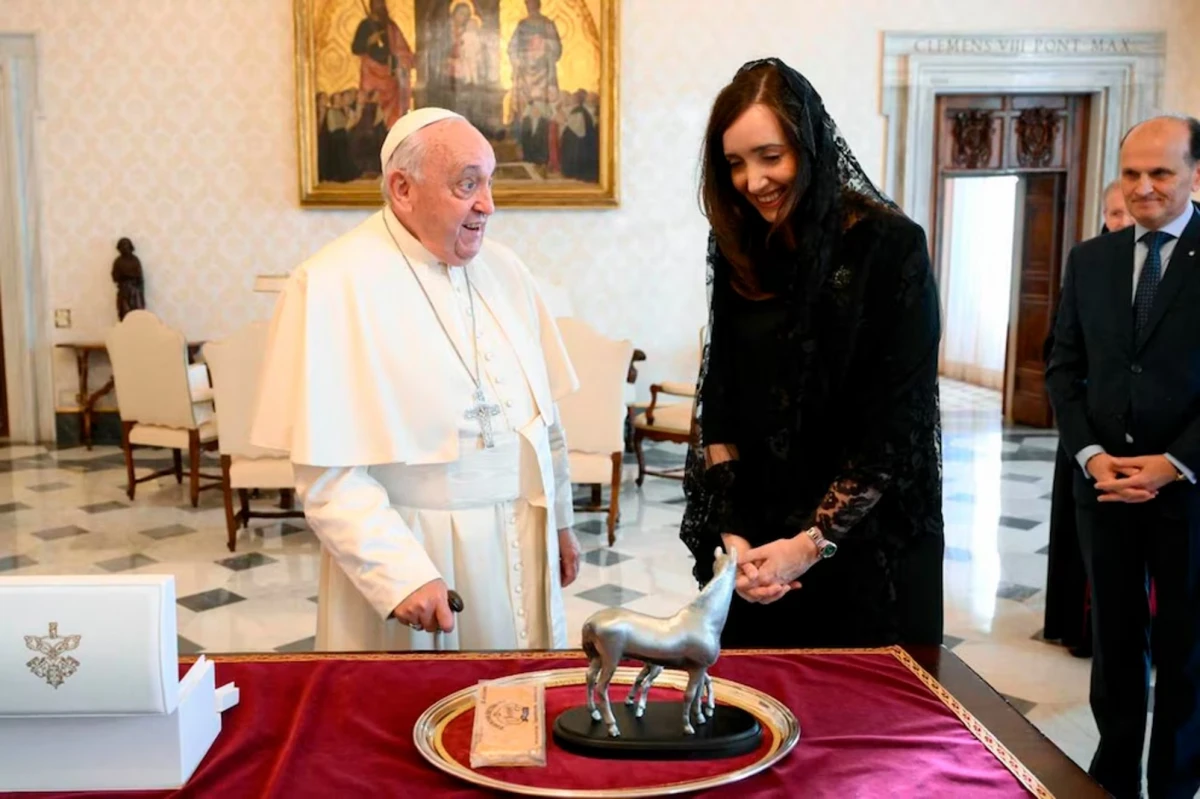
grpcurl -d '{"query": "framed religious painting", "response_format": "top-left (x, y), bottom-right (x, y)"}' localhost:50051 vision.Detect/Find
top-left (294, 0), bottom-right (620, 208)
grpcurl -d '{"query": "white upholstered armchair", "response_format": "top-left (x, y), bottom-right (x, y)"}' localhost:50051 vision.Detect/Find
top-left (203, 322), bottom-right (304, 552)
top-left (104, 310), bottom-right (220, 506)
top-left (631, 327), bottom-right (704, 485)
top-left (556, 317), bottom-right (634, 545)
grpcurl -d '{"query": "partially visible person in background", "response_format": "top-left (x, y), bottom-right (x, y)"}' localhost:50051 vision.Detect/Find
top-left (1101, 178), bottom-right (1134, 233)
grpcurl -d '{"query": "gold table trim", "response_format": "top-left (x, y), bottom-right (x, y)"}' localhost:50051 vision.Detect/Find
top-left (412, 666), bottom-right (801, 798)
top-left (887, 647), bottom-right (1053, 798)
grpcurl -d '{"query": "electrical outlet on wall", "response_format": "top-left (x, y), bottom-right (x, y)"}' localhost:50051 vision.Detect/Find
top-left (54, 309), bottom-right (71, 328)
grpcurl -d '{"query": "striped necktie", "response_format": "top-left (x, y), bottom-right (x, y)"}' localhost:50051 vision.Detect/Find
top-left (1133, 230), bottom-right (1173, 333)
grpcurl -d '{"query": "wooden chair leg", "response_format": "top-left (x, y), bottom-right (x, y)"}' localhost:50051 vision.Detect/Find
top-left (221, 455), bottom-right (237, 552)
top-left (188, 429), bottom-right (201, 508)
top-left (238, 489), bottom-right (251, 528)
top-left (634, 430), bottom-right (647, 487)
top-left (121, 421), bottom-right (136, 501)
top-left (280, 489), bottom-right (295, 510)
top-left (607, 452), bottom-right (622, 546)
top-left (590, 484), bottom-right (602, 507)
top-left (173, 449), bottom-right (183, 484)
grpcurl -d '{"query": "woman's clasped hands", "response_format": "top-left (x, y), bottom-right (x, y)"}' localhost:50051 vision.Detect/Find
top-left (721, 532), bottom-right (822, 605)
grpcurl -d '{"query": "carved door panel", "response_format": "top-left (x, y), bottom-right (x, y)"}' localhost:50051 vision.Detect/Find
top-left (1009, 97), bottom-right (1067, 169)
top-left (936, 95), bottom-right (1004, 171)
top-left (936, 95), bottom-right (1074, 173)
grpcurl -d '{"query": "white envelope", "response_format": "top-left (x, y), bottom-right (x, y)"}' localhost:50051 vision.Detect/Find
top-left (0, 575), bottom-right (179, 716)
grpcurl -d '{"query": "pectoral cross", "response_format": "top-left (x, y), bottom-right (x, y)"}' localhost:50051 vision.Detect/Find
top-left (464, 387), bottom-right (502, 448)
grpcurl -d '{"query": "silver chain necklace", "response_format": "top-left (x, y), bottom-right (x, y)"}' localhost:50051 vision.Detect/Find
top-left (384, 218), bottom-right (502, 448)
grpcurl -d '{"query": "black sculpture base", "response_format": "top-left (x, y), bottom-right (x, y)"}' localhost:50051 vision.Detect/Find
top-left (552, 702), bottom-right (762, 760)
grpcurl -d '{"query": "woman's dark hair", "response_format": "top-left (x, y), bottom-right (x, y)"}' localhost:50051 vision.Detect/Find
top-left (699, 62), bottom-right (889, 295)
top-left (700, 66), bottom-right (805, 293)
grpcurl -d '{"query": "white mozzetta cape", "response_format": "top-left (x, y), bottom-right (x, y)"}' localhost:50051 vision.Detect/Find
top-left (250, 208), bottom-right (578, 470)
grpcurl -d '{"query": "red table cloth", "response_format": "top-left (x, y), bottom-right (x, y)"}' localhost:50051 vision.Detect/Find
top-left (14, 647), bottom-right (1051, 798)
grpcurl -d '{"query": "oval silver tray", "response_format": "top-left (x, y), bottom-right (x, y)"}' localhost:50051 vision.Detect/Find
top-left (413, 665), bottom-right (800, 797)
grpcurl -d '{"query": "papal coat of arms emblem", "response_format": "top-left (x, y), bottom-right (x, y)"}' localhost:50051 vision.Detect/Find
top-left (24, 622), bottom-right (82, 689)
top-left (1016, 107), bottom-right (1060, 169)
top-left (952, 110), bottom-right (994, 169)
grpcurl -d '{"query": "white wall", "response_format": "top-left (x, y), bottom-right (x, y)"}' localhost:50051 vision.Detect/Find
top-left (0, 0), bottom-right (1196, 415)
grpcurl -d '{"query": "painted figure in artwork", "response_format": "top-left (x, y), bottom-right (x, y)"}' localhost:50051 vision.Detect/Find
top-left (352, 0), bottom-right (416, 128)
top-left (507, 0), bottom-right (561, 125)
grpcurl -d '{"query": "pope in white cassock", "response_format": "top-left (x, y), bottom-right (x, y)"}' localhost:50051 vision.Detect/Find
top-left (251, 107), bottom-right (583, 651)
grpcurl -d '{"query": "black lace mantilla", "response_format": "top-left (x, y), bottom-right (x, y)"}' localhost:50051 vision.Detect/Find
top-left (680, 58), bottom-right (944, 586)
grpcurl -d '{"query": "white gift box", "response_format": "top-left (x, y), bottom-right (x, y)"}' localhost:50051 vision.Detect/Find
top-left (0, 575), bottom-right (239, 792)
top-left (0, 575), bottom-right (179, 715)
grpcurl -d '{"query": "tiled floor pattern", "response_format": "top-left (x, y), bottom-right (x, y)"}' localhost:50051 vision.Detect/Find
top-left (0, 380), bottom-right (1104, 769)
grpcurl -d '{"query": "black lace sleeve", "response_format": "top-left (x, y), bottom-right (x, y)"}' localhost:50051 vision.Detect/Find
top-left (697, 244), bottom-right (738, 446)
top-left (680, 243), bottom-right (743, 580)
top-left (803, 224), bottom-right (942, 542)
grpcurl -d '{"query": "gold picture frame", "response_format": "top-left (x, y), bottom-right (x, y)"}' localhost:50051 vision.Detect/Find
top-left (293, 0), bottom-right (619, 209)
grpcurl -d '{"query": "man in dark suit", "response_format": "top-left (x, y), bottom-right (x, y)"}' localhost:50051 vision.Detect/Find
top-left (1043, 180), bottom-right (1135, 660)
top-left (1046, 115), bottom-right (1200, 799)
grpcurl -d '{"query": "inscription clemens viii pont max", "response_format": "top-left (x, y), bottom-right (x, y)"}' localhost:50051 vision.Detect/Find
top-left (913, 36), bottom-right (1138, 56)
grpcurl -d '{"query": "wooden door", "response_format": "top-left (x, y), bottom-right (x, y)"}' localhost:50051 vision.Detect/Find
top-left (1008, 174), bottom-right (1064, 428)
top-left (931, 93), bottom-right (1090, 427)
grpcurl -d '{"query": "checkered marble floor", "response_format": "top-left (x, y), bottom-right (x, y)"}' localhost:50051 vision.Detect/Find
top-left (0, 379), bottom-right (1101, 768)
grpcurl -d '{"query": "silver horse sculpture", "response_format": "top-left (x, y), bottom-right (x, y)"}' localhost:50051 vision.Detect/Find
top-left (580, 546), bottom-right (736, 737)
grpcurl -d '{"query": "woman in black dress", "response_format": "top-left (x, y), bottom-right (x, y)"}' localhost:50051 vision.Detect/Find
top-left (680, 59), bottom-right (945, 648)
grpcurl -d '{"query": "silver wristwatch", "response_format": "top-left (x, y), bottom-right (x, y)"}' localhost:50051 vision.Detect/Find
top-left (804, 527), bottom-right (838, 559)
